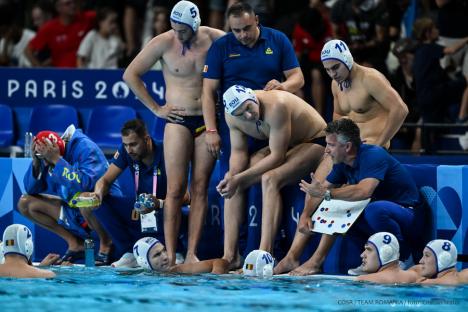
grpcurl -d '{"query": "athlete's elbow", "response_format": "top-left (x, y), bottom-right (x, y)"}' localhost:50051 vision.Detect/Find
top-left (122, 68), bottom-right (137, 84)
top-left (400, 103), bottom-right (409, 117)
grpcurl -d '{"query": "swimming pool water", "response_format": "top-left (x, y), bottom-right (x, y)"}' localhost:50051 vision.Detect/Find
top-left (1, 266), bottom-right (467, 312)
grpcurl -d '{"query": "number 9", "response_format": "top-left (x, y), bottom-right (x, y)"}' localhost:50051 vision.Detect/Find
top-left (383, 234), bottom-right (391, 244)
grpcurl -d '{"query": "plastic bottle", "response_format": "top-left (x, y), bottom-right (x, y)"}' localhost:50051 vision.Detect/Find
top-left (84, 238), bottom-right (95, 267)
top-left (24, 132), bottom-right (33, 158)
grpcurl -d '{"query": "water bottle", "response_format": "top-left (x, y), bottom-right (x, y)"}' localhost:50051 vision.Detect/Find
top-left (24, 132), bottom-right (33, 158)
top-left (84, 238), bottom-right (95, 267)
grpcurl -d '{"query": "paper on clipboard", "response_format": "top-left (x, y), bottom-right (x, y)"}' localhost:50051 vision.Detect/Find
top-left (311, 198), bottom-right (370, 235)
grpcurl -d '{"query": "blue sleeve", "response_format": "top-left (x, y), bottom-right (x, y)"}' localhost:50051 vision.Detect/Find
top-left (326, 164), bottom-right (347, 185)
top-left (110, 144), bottom-right (128, 170)
top-left (359, 149), bottom-right (389, 181)
top-left (49, 139), bottom-right (107, 200)
top-left (278, 31), bottom-right (300, 71)
top-left (23, 161), bottom-right (48, 194)
top-left (203, 39), bottom-right (223, 79)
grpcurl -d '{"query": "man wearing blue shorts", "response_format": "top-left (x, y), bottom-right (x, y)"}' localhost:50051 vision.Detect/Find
top-left (296, 118), bottom-right (423, 275)
top-left (18, 125), bottom-right (118, 265)
top-left (202, 1), bottom-right (304, 159)
top-left (82, 119), bottom-right (172, 266)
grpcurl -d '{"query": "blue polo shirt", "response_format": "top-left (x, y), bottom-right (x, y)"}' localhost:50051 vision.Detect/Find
top-left (203, 25), bottom-right (300, 92)
top-left (111, 139), bottom-right (167, 199)
top-left (327, 144), bottom-right (420, 207)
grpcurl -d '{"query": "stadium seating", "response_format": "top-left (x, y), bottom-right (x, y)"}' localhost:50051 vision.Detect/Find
top-left (86, 105), bottom-right (137, 150)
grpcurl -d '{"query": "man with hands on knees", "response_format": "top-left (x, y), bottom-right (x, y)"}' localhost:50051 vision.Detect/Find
top-left (217, 85), bottom-right (326, 269)
top-left (17, 125), bottom-right (115, 265)
top-left (123, 1), bottom-right (225, 265)
top-left (202, 2), bottom-right (304, 159)
top-left (291, 119), bottom-right (423, 276)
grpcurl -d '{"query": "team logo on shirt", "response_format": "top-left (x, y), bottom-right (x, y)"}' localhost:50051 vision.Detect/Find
top-left (203, 65), bottom-right (208, 73)
top-left (113, 151), bottom-right (119, 159)
top-left (265, 47), bottom-right (273, 55)
top-left (228, 53), bottom-right (240, 57)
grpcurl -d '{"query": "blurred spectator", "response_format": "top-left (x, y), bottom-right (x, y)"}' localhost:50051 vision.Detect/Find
top-left (0, 2), bottom-right (35, 67)
top-left (141, 6), bottom-right (170, 47)
top-left (330, 0), bottom-right (390, 75)
top-left (412, 17), bottom-right (468, 151)
top-left (123, 0), bottom-right (150, 62)
top-left (208, 0), bottom-right (225, 30)
top-left (140, 6), bottom-right (170, 71)
top-left (435, 0), bottom-right (468, 123)
top-left (227, 0), bottom-right (274, 28)
top-left (31, 0), bottom-right (54, 31)
top-left (77, 7), bottom-right (124, 68)
top-left (387, 0), bottom-right (411, 40)
top-left (25, 0), bottom-right (96, 67)
top-left (390, 38), bottom-right (420, 152)
top-left (292, 0), bottom-right (332, 117)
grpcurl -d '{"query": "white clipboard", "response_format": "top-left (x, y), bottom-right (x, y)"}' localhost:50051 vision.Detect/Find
top-left (311, 198), bottom-right (370, 235)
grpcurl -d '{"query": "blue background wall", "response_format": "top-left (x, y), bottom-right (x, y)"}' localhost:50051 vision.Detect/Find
top-left (1, 158), bottom-right (467, 272)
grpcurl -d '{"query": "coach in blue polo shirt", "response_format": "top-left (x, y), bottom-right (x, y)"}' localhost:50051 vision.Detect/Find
top-left (201, 1), bottom-right (304, 159)
top-left (292, 118), bottom-right (425, 276)
top-left (82, 119), bottom-right (168, 266)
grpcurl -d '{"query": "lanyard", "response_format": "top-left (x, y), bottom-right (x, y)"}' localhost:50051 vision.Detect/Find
top-left (133, 163), bottom-right (158, 198)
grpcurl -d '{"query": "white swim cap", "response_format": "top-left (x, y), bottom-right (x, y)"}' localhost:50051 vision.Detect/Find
top-left (170, 1), bottom-right (201, 33)
top-left (426, 239), bottom-right (457, 273)
top-left (243, 249), bottom-right (274, 277)
top-left (0, 241), bottom-right (4, 264)
top-left (2, 224), bottom-right (34, 261)
top-left (367, 232), bottom-right (399, 268)
top-left (223, 85), bottom-right (258, 115)
top-left (321, 39), bottom-right (354, 71)
top-left (133, 237), bottom-right (160, 270)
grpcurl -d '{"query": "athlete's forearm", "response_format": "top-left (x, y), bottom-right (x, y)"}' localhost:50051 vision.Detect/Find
top-left (202, 87), bottom-right (218, 130)
top-left (376, 106), bottom-right (408, 146)
top-left (123, 71), bottom-right (161, 115)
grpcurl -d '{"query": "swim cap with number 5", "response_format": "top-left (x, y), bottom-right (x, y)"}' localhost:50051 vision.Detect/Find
top-left (170, 1), bottom-right (201, 33)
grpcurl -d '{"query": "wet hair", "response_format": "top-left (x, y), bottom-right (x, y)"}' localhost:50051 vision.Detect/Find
top-left (412, 17), bottom-right (435, 42)
top-left (325, 119), bottom-right (361, 147)
top-left (226, 2), bottom-right (255, 19)
top-left (121, 119), bottom-right (149, 138)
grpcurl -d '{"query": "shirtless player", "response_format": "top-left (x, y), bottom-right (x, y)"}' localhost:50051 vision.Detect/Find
top-left (123, 1), bottom-right (225, 265)
top-left (218, 85), bottom-right (326, 268)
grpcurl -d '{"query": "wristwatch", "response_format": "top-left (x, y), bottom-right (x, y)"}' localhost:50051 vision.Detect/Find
top-left (324, 189), bottom-right (331, 201)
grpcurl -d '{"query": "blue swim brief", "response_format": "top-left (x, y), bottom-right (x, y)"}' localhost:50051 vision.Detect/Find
top-left (168, 115), bottom-right (206, 137)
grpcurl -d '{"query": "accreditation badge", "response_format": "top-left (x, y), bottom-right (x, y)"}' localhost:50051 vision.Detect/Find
top-left (140, 210), bottom-right (158, 233)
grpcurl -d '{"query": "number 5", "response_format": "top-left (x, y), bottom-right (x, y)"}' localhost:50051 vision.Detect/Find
top-left (190, 7), bottom-right (197, 18)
